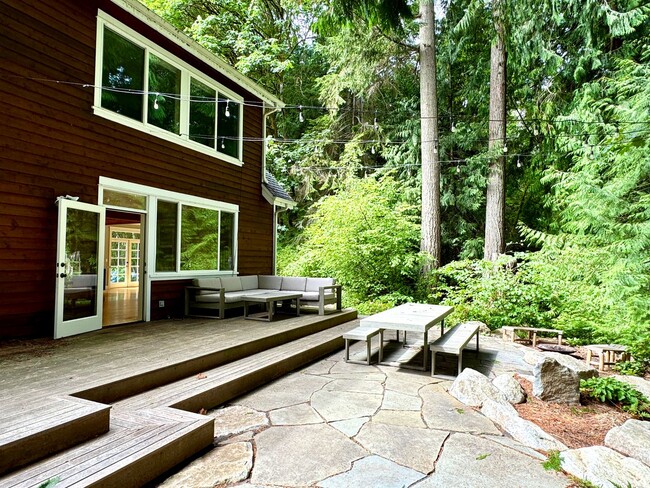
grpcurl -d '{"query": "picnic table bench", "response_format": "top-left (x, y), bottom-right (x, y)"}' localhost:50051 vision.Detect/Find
top-left (342, 327), bottom-right (384, 365)
top-left (429, 322), bottom-right (480, 378)
top-left (501, 326), bottom-right (563, 348)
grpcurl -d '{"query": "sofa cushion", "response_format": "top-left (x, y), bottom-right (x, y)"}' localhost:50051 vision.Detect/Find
top-left (301, 291), bottom-right (336, 302)
top-left (240, 275), bottom-right (259, 290)
top-left (220, 277), bottom-right (243, 292)
top-left (281, 277), bottom-right (307, 292)
top-left (305, 277), bottom-right (335, 292)
top-left (194, 278), bottom-right (222, 295)
top-left (223, 290), bottom-right (264, 303)
top-left (259, 275), bottom-right (282, 290)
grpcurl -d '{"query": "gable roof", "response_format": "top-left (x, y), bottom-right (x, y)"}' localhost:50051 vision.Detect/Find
top-left (263, 171), bottom-right (295, 208)
top-left (112, 0), bottom-right (284, 109)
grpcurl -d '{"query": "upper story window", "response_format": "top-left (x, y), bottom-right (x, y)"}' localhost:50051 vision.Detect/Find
top-left (95, 12), bottom-right (243, 164)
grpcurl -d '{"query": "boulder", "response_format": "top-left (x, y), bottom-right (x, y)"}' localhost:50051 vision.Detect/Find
top-left (492, 373), bottom-right (526, 404)
top-left (605, 419), bottom-right (650, 467)
top-left (525, 351), bottom-right (598, 380)
top-left (464, 320), bottom-right (491, 335)
top-left (532, 357), bottom-right (580, 404)
top-left (480, 399), bottom-right (567, 452)
top-left (449, 368), bottom-right (507, 407)
top-left (561, 446), bottom-right (650, 488)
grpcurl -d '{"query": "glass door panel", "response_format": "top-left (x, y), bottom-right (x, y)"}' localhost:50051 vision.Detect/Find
top-left (55, 200), bottom-right (105, 338)
top-left (129, 241), bottom-right (140, 285)
top-left (109, 240), bottom-right (128, 287)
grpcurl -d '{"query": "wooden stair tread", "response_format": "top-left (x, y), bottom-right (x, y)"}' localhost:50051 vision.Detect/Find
top-left (114, 323), bottom-right (353, 412)
top-left (0, 408), bottom-right (213, 488)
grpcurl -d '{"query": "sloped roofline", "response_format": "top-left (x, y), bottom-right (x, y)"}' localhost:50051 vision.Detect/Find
top-left (112, 0), bottom-right (285, 109)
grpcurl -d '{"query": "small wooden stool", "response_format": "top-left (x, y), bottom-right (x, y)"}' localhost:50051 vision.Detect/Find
top-left (585, 344), bottom-right (631, 371)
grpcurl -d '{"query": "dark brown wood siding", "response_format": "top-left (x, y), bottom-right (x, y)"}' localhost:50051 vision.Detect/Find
top-left (0, 0), bottom-right (275, 338)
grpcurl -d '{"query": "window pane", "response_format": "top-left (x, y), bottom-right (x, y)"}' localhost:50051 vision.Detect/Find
top-left (217, 96), bottom-right (240, 159)
top-left (220, 212), bottom-right (235, 271)
top-left (180, 205), bottom-right (219, 271)
top-left (189, 78), bottom-right (216, 148)
top-left (156, 200), bottom-right (178, 272)
top-left (102, 189), bottom-right (146, 209)
top-left (148, 55), bottom-right (181, 134)
top-left (102, 28), bottom-right (145, 121)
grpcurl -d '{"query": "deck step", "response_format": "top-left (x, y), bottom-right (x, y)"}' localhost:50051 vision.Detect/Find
top-left (74, 309), bottom-right (358, 404)
top-left (0, 396), bottom-right (110, 476)
top-left (114, 321), bottom-right (357, 414)
top-left (0, 407), bottom-right (213, 488)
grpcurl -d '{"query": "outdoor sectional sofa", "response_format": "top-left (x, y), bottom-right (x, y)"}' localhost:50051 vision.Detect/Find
top-left (184, 275), bottom-right (342, 319)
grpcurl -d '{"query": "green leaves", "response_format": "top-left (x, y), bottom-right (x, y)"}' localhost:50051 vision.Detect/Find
top-left (580, 377), bottom-right (650, 418)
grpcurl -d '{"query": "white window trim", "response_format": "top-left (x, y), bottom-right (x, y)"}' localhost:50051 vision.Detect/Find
top-left (94, 11), bottom-right (244, 166)
top-left (99, 177), bottom-right (239, 280)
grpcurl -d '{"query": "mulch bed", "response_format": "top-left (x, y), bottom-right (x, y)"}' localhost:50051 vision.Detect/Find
top-left (514, 376), bottom-right (632, 449)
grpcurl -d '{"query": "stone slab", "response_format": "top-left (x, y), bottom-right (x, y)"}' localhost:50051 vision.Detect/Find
top-left (159, 442), bottom-right (253, 487)
top-left (269, 403), bottom-right (323, 426)
top-left (354, 421), bottom-right (448, 473)
top-left (492, 373), bottom-right (526, 404)
top-left (251, 424), bottom-right (367, 486)
top-left (613, 375), bottom-right (650, 399)
top-left (330, 417), bottom-right (370, 437)
top-left (448, 368), bottom-right (508, 407)
top-left (421, 384), bottom-right (501, 435)
top-left (414, 433), bottom-right (568, 487)
top-left (236, 373), bottom-right (331, 411)
top-left (323, 378), bottom-right (385, 395)
top-left (311, 389), bottom-right (383, 422)
top-left (372, 409), bottom-right (427, 429)
top-left (382, 390), bottom-right (422, 410)
top-left (208, 405), bottom-right (269, 440)
top-left (320, 455), bottom-right (425, 488)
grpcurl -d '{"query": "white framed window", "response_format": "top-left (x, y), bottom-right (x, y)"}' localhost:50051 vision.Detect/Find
top-left (94, 11), bottom-right (244, 165)
top-left (99, 177), bottom-right (239, 278)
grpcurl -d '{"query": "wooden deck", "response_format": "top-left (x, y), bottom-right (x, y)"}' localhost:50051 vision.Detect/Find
top-left (0, 310), bottom-right (357, 486)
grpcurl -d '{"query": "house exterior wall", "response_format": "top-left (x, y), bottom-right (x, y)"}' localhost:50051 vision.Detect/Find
top-left (0, 0), bottom-right (275, 338)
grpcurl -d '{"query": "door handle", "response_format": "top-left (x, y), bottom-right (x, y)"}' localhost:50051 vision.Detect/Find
top-left (59, 273), bottom-right (67, 278)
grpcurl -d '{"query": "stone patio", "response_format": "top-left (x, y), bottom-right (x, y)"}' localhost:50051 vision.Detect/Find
top-left (158, 335), bottom-right (571, 487)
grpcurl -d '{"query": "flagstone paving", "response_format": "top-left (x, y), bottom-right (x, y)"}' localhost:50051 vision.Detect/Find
top-left (161, 334), bottom-right (571, 487)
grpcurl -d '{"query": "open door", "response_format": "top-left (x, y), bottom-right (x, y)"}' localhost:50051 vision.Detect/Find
top-left (54, 199), bottom-right (106, 339)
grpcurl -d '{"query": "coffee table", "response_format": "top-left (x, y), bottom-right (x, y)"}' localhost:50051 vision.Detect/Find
top-left (360, 303), bottom-right (454, 370)
top-left (243, 291), bottom-right (302, 322)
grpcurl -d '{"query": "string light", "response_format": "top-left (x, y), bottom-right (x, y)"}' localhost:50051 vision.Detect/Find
top-left (371, 146), bottom-right (376, 154)
top-left (221, 137), bottom-right (225, 149)
top-left (516, 156), bottom-right (522, 168)
top-left (503, 144), bottom-right (508, 153)
top-left (224, 100), bottom-right (230, 118)
top-left (373, 110), bottom-right (379, 130)
top-left (298, 105), bottom-right (304, 123)
top-left (153, 92), bottom-right (160, 110)
top-left (456, 165), bottom-right (461, 173)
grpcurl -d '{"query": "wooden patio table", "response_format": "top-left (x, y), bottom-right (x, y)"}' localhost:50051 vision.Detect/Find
top-left (243, 291), bottom-right (302, 322)
top-left (360, 303), bottom-right (454, 371)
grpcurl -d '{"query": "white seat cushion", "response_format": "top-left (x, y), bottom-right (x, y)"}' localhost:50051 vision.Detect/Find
top-left (301, 291), bottom-right (335, 302)
top-left (240, 275), bottom-right (259, 290)
top-left (281, 277), bottom-right (307, 292)
top-left (259, 275), bottom-right (282, 290)
top-left (220, 277), bottom-right (243, 292)
top-left (305, 277), bottom-right (335, 292)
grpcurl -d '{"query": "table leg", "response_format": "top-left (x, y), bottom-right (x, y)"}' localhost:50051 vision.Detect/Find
top-left (379, 330), bottom-right (384, 362)
top-left (295, 298), bottom-right (301, 317)
top-left (423, 330), bottom-right (429, 371)
top-left (441, 319), bottom-right (445, 336)
top-left (268, 300), bottom-right (274, 322)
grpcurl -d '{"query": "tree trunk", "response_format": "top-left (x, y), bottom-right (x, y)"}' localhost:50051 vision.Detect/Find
top-left (483, 0), bottom-right (507, 261)
top-left (419, 0), bottom-right (441, 271)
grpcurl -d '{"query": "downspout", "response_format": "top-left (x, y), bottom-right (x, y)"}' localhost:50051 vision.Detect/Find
top-left (262, 104), bottom-right (281, 184)
top-left (273, 205), bottom-right (288, 274)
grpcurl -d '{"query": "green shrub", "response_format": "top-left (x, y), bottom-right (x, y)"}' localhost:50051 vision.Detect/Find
top-left (580, 377), bottom-right (650, 419)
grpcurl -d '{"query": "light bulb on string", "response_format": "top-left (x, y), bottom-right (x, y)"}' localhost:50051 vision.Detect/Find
top-left (451, 122), bottom-right (456, 133)
top-left (516, 156), bottom-right (522, 168)
top-left (503, 144), bottom-right (508, 153)
top-left (153, 93), bottom-right (160, 110)
top-left (373, 111), bottom-right (379, 130)
top-left (298, 105), bottom-right (304, 123)
top-left (456, 165), bottom-right (461, 174)
top-left (371, 146), bottom-right (376, 155)
top-left (224, 100), bottom-right (231, 118)
top-left (221, 138), bottom-right (225, 149)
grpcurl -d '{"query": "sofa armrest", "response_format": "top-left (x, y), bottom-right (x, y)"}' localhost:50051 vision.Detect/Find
top-left (184, 286), bottom-right (225, 318)
top-left (318, 284), bottom-right (342, 314)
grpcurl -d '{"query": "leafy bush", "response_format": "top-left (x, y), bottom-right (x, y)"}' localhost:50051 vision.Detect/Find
top-left (278, 176), bottom-right (423, 308)
top-left (580, 377), bottom-right (650, 419)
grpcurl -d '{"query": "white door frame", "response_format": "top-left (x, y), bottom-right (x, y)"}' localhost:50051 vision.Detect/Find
top-left (54, 200), bottom-right (106, 339)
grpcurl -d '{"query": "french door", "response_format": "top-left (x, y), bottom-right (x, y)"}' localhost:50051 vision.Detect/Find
top-left (54, 200), bottom-right (106, 338)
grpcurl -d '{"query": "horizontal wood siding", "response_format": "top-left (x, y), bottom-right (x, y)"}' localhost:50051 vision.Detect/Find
top-left (0, 0), bottom-right (275, 338)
